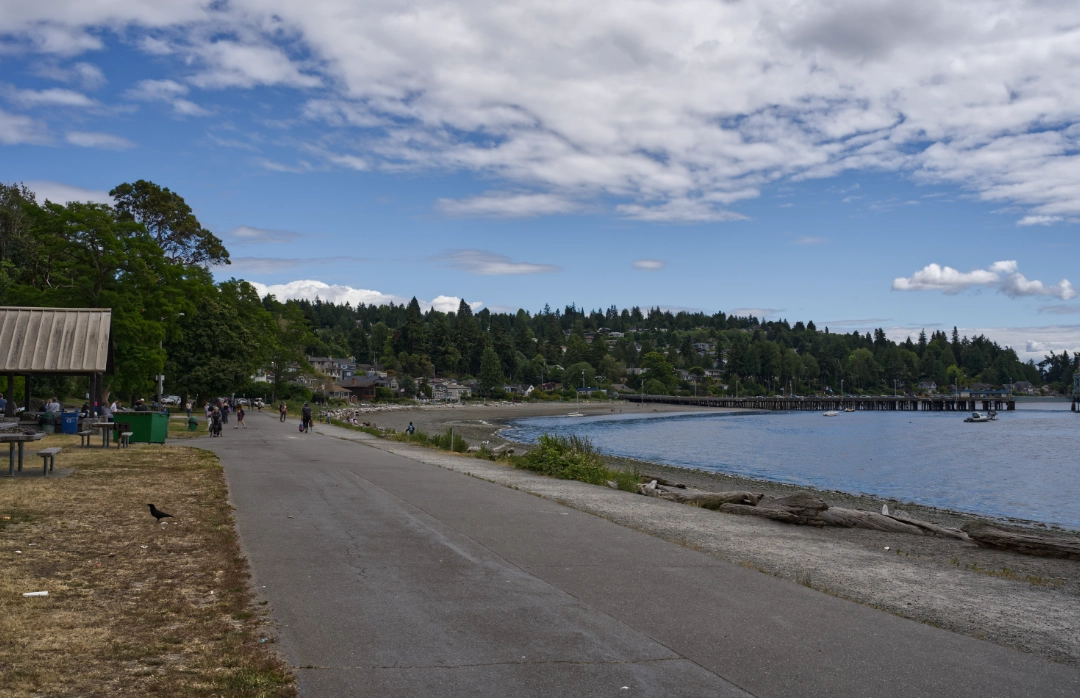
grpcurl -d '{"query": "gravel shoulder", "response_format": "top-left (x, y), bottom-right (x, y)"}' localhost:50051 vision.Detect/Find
top-left (314, 410), bottom-right (1080, 668)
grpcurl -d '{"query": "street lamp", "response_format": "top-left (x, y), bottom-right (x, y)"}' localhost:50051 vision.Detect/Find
top-left (158, 312), bottom-right (184, 406)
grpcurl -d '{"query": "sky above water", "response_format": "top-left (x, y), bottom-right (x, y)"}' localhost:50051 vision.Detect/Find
top-left (2, 1), bottom-right (1080, 360)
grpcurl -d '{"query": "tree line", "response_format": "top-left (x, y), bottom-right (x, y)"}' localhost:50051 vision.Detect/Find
top-left (1, 179), bottom-right (1067, 406)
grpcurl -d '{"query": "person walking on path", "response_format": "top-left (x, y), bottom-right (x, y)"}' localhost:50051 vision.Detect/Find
top-left (235, 404), bottom-right (247, 429)
top-left (185, 400), bottom-right (192, 419)
top-left (301, 403), bottom-right (312, 433)
top-left (221, 401), bottom-right (229, 425)
top-left (279, 401), bottom-right (288, 422)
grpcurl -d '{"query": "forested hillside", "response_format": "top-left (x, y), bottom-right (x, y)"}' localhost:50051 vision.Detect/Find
top-left (290, 296), bottom-right (1057, 397)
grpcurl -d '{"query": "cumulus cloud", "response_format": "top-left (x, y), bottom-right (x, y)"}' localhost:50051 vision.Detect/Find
top-left (24, 180), bottom-right (111, 204)
top-left (125, 79), bottom-right (209, 116)
top-left (893, 261), bottom-right (1076, 300)
top-left (65, 131), bottom-right (135, 150)
top-left (633, 259), bottom-right (665, 271)
top-left (246, 279), bottom-right (481, 312)
top-left (9, 2), bottom-right (1080, 221)
top-left (438, 249), bottom-right (560, 275)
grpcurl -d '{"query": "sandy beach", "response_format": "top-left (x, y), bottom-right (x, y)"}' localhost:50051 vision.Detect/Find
top-left (318, 401), bottom-right (1080, 666)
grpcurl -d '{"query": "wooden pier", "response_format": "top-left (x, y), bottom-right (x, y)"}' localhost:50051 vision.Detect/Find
top-left (621, 394), bottom-right (1015, 412)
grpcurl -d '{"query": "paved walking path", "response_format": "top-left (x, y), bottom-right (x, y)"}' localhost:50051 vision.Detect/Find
top-left (201, 413), bottom-right (1079, 697)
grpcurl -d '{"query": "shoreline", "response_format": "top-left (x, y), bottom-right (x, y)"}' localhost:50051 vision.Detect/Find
top-left (342, 400), bottom-right (1075, 533)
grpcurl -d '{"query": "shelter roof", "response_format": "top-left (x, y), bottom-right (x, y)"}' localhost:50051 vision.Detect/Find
top-left (0, 306), bottom-right (111, 373)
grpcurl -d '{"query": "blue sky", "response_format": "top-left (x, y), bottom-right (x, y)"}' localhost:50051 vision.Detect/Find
top-left (2, 1), bottom-right (1080, 360)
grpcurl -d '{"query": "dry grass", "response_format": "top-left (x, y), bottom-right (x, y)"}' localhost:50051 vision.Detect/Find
top-left (0, 434), bottom-right (296, 697)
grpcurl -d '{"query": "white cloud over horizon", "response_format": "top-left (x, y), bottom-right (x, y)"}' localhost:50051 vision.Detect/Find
top-left (5, 1), bottom-right (1080, 222)
top-left (893, 261), bottom-right (1076, 300)
top-left (247, 279), bottom-right (482, 313)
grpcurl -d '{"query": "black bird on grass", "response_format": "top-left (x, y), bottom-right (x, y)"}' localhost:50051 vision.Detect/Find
top-left (147, 504), bottom-right (173, 522)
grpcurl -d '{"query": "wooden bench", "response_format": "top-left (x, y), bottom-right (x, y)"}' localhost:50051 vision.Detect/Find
top-left (119, 432), bottom-right (133, 449)
top-left (37, 447), bottom-right (61, 475)
top-left (77, 430), bottom-right (95, 447)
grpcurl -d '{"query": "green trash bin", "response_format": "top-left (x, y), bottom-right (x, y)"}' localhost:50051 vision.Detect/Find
top-left (115, 412), bottom-right (169, 444)
top-left (187, 417), bottom-right (199, 432)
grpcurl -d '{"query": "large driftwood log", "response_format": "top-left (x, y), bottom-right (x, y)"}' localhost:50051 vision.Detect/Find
top-left (717, 502), bottom-right (818, 525)
top-left (887, 510), bottom-right (971, 541)
top-left (818, 508), bottom-right (927, 535)
top-left (962, 523), bottom-right (1080, 560)
top-left (719, 493), bottom-right (829, 526)
top-left (653, 485), bottom-right (763, 509)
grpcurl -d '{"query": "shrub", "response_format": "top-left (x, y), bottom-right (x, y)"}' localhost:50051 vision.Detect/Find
top-left (519, 434), bottom-right (609, 485)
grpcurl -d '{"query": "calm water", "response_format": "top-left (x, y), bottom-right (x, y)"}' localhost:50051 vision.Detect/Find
top-left (502, 399), bottom-right (1080, 528)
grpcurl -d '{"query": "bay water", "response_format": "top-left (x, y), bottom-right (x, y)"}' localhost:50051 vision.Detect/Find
top-left (502, 399), bottom-right (1079, 529)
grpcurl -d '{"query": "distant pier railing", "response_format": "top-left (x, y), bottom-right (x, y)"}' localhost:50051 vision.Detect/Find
top-left (621, 394), bottom-right (1016, 412)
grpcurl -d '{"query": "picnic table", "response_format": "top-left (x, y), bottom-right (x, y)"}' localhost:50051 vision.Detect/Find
top-left (86, 421), bottom-right (115, 448)
top-left (2, 432), bottom-right (44, 476)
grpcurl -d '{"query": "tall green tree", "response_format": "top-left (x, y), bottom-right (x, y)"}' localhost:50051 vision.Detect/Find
top-left (110, 180), bottom-right (229, 266)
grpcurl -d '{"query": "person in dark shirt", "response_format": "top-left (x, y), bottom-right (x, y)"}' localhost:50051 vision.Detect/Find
top-left (301, 403), bottom-right (312, 433)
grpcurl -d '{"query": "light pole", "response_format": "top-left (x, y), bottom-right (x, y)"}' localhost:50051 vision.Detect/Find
top-left (158, 312), bottom-right (184, 406)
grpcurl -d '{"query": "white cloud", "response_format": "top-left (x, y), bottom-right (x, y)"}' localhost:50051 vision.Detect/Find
top-left (437, 193), bottom-right (581, 218)
top-left (439, 249), bottom-right (559, 275)
top-left (8, 2), bottom-right (1080, 221)
top-left (65, 131), bottom-right (136, 150)
top-left (0, 108), bottom-right (47, 144)
top-left (246, 279), bottom-right (481, 312)
top-left (633, 259), bottom-right (665, 271)
top-left (430, 295), bottom-right (484, 313)
top-left (24, 180), bottom-right (111, 204)
top-left (1017, 215), bottom-right (1062, 227)
top-left (227, 225), bottom-right (303, 244)
top-left (33, 62), bottom-right (107, 90)
top-left (188, 41), bottom-right (320, 90)
top-left (125, 79), bottom-right (210, 116)
top-left (893, 261), bottom-right (1076, 300)
top-left (7, 87), bottom-right (97, 108)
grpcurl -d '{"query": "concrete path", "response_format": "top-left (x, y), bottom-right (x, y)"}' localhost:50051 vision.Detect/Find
top-left (201, 413), bottom-right (1079, 697)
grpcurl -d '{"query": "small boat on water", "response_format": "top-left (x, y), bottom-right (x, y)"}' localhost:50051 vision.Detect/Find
top-left (565, 412), bottom-right (584, 417)
top-left (843, 408), bottom-right (855, 413)
top-left (964, 412), bottom-right (994, 423)
top-left (823, 410), bottom-right (840, 417)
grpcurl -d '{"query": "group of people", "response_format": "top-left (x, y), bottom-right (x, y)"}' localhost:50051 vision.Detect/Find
top-left (205, 397), bottom-right (246, 437)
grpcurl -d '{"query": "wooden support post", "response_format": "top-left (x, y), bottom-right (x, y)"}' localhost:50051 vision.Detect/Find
top-left (3, 371), bottom-right (13, 418)
top-left (24, 374), bottom-right (31, 411)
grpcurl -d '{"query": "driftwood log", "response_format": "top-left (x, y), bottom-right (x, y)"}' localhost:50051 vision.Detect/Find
top-left (818, 508), bottom-right (927, 535)
top-left (962, 523), bottom-right (1080, 560)
top-left (650, 484), bottom-right (763, 509)
top-left (887, 510), bottom-right (971, 541)
top-left (719, 492), bottom-right (830, 526)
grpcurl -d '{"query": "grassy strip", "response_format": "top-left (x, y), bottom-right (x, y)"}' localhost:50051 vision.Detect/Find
top-left (328, 418), bottom-right (640, 493)
top-left (0, 434), bottom-right (296, 697)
